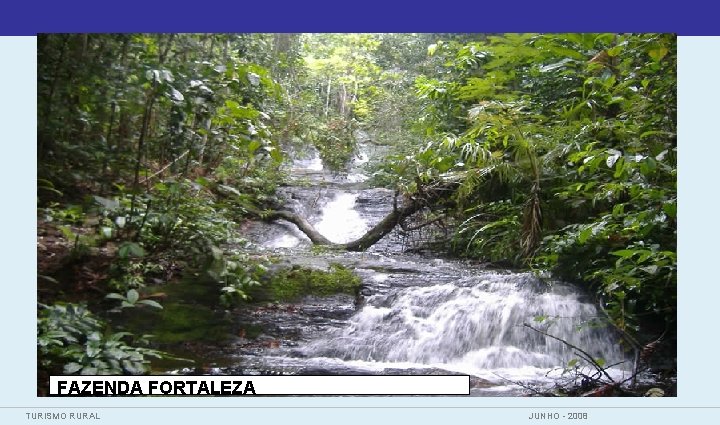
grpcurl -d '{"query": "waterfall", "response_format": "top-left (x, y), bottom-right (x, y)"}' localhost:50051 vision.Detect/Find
top-left (315, 193), bottom-right (369, 244)
top-left (243, 142), bottom-right (630, 391)
top-left (303, 271), bottom-right (628, 381)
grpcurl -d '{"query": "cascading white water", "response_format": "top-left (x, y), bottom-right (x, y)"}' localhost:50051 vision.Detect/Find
top-left (292, 150), bottom-right (324, 172)
top-left (303, 272), bottom-right (628, 381)
top-left (315, 193), bottom-right (369, 243)
top-left (346, 150), bottom-right (370, 183)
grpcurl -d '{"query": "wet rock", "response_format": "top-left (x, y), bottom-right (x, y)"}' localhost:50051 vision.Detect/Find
top-left (296, 366), bottom-right (369, 376)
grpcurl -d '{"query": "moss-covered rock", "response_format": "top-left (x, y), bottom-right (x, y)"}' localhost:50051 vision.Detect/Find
top-left (249, 263), bottom-right (361, 302)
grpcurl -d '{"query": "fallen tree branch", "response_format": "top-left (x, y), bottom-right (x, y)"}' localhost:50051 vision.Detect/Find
top-left (523, 323), bottom-right (616, 384)
top-left (216, 178), bottom-right (458, 251)
top-left (140, 149), bottom-right (190, 185)
top-left (261, 194), bottom-right (427, 251)
top-left (399, 215), bottom-right (444, 233)
top-left (260, 210), bottom-right (332, 245)
top-left (491, 372), bottom-right (556, 397)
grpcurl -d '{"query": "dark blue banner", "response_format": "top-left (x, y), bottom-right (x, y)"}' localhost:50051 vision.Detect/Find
top-left (1, 0), bottom-right (715, 35)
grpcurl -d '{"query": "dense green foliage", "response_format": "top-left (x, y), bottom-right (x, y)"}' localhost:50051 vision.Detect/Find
top-left (386, 33), bottom-right (676, 340)
top-left (37, 34), bottom-right (289, 377)
top-left (38, 303), bottom-right (165, 375)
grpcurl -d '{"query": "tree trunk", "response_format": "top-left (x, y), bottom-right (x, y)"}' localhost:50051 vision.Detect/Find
top-left (39, 34), bottom-right (70, 160)
top-left (325, 76), bottom-right (332, 117)
top-left (261, 195), bottom-right (426, 251)
top-left (215, 178), bottom-right (458, 251)
top-left (129, 82), bottom-right (158, 227)
top-left (197, 117), bottom-right (212, 172)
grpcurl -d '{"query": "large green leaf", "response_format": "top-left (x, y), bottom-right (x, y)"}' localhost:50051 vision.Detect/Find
top-left (137, 300), bottom-right (163, 309)
top-left (118, 242), bottom-right (145, 259)
top-left (63, 362), bottom-right (83, 374)
top-left (126, 289), bottom-right (139, 304)
top-left (93, 196), bottom-right (120, 211)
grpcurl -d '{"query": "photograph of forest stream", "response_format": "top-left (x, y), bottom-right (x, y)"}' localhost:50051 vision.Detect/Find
top-left (37, 33), bottom-right (676, 397)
